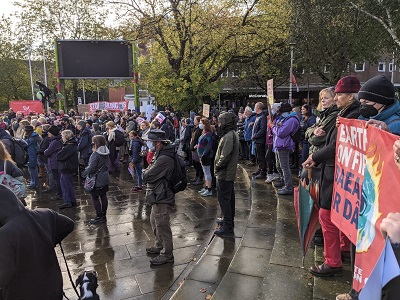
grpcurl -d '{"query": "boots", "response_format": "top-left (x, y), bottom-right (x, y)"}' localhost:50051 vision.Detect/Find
top-left (38, 166), bottom-right (45, 178)
top-left (89, 212), bottom-right (106, 224)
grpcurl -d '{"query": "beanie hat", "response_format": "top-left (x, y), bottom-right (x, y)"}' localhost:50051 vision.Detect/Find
top-left (24, 125), bottom-right (34, 132)
top-left (279, 102), bottom-right (293, 113)
top-left (86, 119), bottom-right (93, 126)
top-left (48, 125), bottom-right (60, 136)
top-left (358, 75), bottom-right (395, 105)
top-left (335, 75), bottom-right (361, 93)
top-left (77, 120), bottom-right (87, 129)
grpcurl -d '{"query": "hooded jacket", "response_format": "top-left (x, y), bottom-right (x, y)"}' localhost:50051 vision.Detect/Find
top-left (25, 132), bottom-right (41, 168)
top-left (214, 112), bottom-right (239, 181)
top-left (56, 137), bottom-right (79, 174)
top-left (0, 185), bottom-right (74, 300)
top-left (82, 146), bottom-right (110, 188)
top-left (272, 112), bottom-right (300, 151)
top-left (143, 144), bottom-right (175, 206)
top-left (244, 113), bottom-right (256, 142)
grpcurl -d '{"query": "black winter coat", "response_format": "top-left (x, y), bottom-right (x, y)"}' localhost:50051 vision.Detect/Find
top-left (312, 100), bottom-right (360, 210)
top-left (56, 138), bottom-right (79, 174)
top-left (252, 110), bottom-right (268, 144)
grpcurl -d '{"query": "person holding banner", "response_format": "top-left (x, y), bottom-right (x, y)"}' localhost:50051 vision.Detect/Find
top-left (303, 75), bottom-right (361, 278)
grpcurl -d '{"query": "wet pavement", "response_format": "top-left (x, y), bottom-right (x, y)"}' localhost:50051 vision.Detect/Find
top-left (24, 166), bottom-right (230, 300)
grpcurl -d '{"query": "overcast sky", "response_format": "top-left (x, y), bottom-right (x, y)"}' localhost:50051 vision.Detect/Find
top-left (1, 0), bottom-right (20, 18)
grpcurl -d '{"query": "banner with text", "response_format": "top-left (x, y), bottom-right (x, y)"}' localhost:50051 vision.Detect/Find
top-left (267, 79), bottom-right (274, 106)
top-left (332, 118), bottom-right (400, 291)
top-left (88, 101), bottom-right (128, 113)
top-left (10, 100), bottom-right (43, 114)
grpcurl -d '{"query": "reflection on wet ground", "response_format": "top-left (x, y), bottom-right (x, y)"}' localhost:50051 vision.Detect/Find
top-left (25, 168), bottom-right (251, 299)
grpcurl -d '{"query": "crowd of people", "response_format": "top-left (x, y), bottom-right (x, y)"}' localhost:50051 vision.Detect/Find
top-left (1, 74), bottom-right (400, 299)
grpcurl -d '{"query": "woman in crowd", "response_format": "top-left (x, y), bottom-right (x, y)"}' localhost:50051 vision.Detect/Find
top-left (43, 125), bottom-right (63, 197)
top-left (303, 75), bottom-right (361, 278)
top-left (299, 104), bottom-right (316, 174)
top-left (197, 118), bottom-right (214, 197)
top-left (82, 135), bottom-right (110, 224)
top-left (190, 116), bottom-right (204, 185)
top-left (57, 129), bottom-right (79, 209)
top-left (37, 124), bottom-right (51, 185)
top-left (139, 120), bottom-right (151, 168)
top-left (77, 120), bottom-right (92, 167)
top-left (104, 121), bottom-right (120, 174)
top-left (24, 125), bottom-right (41, 189)
top-left (128, 130), bottom-right (144, 192)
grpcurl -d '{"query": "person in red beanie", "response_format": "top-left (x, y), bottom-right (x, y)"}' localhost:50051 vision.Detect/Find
top-left (303, 75), bottom-right (361, 278)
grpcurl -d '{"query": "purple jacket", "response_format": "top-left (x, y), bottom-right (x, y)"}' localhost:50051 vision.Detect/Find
top-left (44, 135), bottom-right (62, 170)
top-left (272, 112), bottom-right (300, 151)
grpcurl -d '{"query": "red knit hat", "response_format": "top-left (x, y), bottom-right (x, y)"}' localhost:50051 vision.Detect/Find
top-left (334, 75), bottom-right (361, 93)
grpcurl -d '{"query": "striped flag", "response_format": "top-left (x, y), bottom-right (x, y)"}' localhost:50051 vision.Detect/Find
top-left (292, 74), bottom-right (300, 92)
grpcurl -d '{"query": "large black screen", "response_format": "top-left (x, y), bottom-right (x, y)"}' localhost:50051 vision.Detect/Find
top-left (57, 40), bottom-right (133, 79)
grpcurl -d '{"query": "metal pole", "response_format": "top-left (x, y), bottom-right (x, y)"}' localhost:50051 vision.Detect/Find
top-left (28, 47), bottom-right (35, 100)
top-left (54, 39), bottom-right (62, 110)
top-left (289, 43), bottom-right (295, 105)
top-left (82, 80), bottom-right (86, 104)
top-left (97, 81), bottom-right (100, 102)
top-left (391, 51), bottom-right (395, 84)
top-left (133, 42), bottom-right (139, 113)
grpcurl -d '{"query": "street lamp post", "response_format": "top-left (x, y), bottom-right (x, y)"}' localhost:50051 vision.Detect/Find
top-left (289, 42), bottom-right (296, 105)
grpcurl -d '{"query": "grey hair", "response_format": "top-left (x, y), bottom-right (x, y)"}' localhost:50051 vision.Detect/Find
top-left (244, 106), bottom-right (253, 113)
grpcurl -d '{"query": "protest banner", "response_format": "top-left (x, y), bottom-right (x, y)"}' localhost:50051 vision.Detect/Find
top-left (267, 79), bottom-right (274, 105)
top-left (203, 104), bottom-right (210, 118)
top-left (88, 101), bottom-right (128, 113)
top-left (10, 100), bottom-right (43, 114)
top-left (332, 118), bottom-right (400, 292)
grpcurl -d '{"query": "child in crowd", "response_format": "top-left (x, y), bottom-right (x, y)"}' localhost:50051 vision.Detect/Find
top-left (129, 130), bottom-right (143, 192)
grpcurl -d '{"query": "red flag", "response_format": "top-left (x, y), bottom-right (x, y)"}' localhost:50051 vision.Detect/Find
top-left (292, 74), bottom-right (299, 92)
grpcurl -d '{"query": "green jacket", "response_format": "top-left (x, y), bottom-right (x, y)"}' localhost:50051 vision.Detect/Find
top-left (305, 105), bottom-right (340, 155)
top-left (214, 130), bottom-right (239, 181)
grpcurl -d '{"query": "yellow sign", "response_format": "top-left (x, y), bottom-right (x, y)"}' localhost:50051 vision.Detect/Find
top-left (267, 79), bottom-right (274, 105)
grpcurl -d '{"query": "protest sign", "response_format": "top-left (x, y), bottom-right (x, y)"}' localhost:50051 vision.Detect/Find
top-left (203, 104), bottom-right (210, 118)
top-left (10, 100), bottom-right (43, 114)
top-left (267, 79), bottom-right (274, 105)
top-left (88, 101), bottom-right (128, 113)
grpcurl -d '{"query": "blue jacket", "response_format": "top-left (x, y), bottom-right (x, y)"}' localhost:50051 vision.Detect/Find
top-left (129, 138), bottom-right (143, 164)
top-left (272, 112), bottom-right (300, 151)
top-left (25, 132), bottom-right (41, 168)
top-left (359, 100), bottom-right (400, 135)
top-left (244, 113), bottom-right (256, 142)
top-left (44, 135), bottom-right (63, 170)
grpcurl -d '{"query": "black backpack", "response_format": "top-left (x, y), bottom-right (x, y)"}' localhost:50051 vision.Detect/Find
top-left (10, 138), bottom-right (28, 167)
top-left (169, 152), bottom-right (187, 193)
top-left (114, 130), bottom-right (125, 147)
top-left (286, 116), bottom-right (302, 143)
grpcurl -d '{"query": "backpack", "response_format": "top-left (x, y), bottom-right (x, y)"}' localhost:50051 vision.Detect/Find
top-left (114, 130), bottom-right (125, 147)
top-left (10, 138), bottom-right (28, 167)
top-left (286, 116), bottom-right (302, 143)
top-left (169, 152), bottom-right (187, 193)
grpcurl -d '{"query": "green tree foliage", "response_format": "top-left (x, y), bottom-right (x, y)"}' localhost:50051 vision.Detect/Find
top-left (350, 0), bottom-right (400, 47)
top-left (291, 0), bottom-right (388, 84)
top-left (113, 0), bottom-right (291, 110)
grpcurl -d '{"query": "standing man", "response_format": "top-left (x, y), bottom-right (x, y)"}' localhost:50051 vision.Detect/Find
top-left (251, 102), bottom-right (268, 179)
top-left (214, 112), bottom-right (240, 235)
top-left (143, 129), bottom-right (176, 265)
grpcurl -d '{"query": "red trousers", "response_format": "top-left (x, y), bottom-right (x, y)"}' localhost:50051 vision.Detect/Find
top-left (319, 208), bottom-right (350, 267)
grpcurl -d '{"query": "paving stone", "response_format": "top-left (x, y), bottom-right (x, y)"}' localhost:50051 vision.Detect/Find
top-left (241, 227), bottom-right (276, 250)
top-left (212, 272), bottom-right (264, 300)
top-left (205, 236), bottom-right (242, 257)
top-left (229, 246), bottom-right (272, 277)
top-left (171, 279), bottom-right (218, 300)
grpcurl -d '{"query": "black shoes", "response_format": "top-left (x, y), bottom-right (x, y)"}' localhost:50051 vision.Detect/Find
top-left (251, 170), bottom-right (261, 176)
top-left (150, 254), bottom-right (174, 265)
top-left (310, 263), bottom-right (343, 277)
top-left (214, 225), bottom-right (234, 236)
top-left (255, 173), bottom-right (266, 179)
top-left (89, 214), bottom-right (106, 224)
top-left (59, 202), bottom-right (77, 209)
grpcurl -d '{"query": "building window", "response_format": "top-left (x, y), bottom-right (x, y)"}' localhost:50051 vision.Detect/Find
top-left (378, 62), bottom-right (386, 72)
top-left (354, 63), bottom-right (365, 72)
top-left (389, 63), bottom-right (396, 72)
top-left (324, 65), bottom-right (331, 73)
top-left (232, 69), bottom-right (240, 77)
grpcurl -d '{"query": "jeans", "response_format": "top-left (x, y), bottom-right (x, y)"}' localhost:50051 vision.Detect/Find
top-left (276, 149), bottom-right (293, 190)
top-left (28, 166), bottom-right (39, 187)
top-left (150, 203), bottom-right (173, 254)
top-left (216, 180), bottom-right (235, 228)
top-left (51, 169), bottom-right (62, 196)
top-left (60, 173), bottom-right (76, 204)
top-left (135, 162), bottom-right (143, 187)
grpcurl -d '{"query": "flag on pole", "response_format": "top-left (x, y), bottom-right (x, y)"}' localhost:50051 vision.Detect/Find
top-left (292, 74), bottom-right (299, 92)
